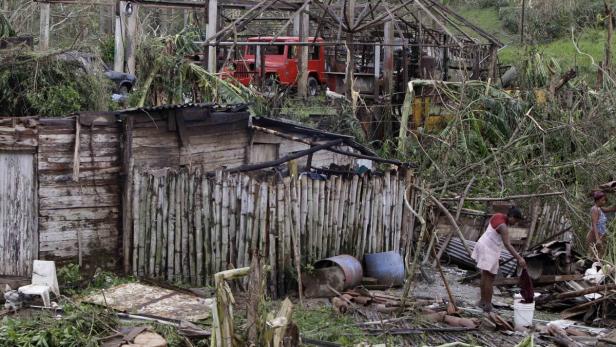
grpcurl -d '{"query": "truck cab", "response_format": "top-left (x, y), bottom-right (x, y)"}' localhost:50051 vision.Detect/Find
top-left (223, 37), bottom-right (326, 96)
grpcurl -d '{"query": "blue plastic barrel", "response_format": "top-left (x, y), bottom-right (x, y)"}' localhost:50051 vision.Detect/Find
top-left (364, 251), bottom-right (405, 286)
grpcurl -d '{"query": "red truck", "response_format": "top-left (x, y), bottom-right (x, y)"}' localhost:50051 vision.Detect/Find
top-left (222, 36), bottom-right (326, 96)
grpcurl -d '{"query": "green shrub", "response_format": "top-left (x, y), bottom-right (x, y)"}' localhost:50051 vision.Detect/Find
top-left (0, 53), bottom-right (111, 116)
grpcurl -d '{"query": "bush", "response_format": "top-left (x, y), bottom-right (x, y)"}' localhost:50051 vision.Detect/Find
top-left (0, 53), bottom-right (111, 116)
top-left (499, 0), bottom-right (607, 43)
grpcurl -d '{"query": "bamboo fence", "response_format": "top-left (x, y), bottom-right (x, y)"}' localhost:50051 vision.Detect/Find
top-left (128, 168), bottom-right (417, 295)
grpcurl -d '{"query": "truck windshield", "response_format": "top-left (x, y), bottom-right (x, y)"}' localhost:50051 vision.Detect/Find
top-left (246, 45), bottom-right (286, 56)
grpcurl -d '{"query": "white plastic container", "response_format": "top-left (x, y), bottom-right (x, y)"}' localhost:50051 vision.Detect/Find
top-left (513, 299), bottom-right (535, 328)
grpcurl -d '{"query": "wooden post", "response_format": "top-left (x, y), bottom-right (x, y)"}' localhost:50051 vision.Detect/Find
top-left (114, 1), bottom-right (126, 72)
top-left (297, 4), bottom-right (309, 98)
top-left (520, 0), bottom-right (526, 44)
top-left (122, 117), bottom-right (134, 274)
top-left (39, 2), bottom-right (50, 50)
top-left (373, 44), bottom-right (381, 99)
top-left (383, 21), bottom-right (394, 97)
top-left (206, 0), bottom-right (218, 73)
top-left (125, 2), bottom-right (138, 75)
top-left (605, 0), bottom-right (613, 76)
top-left (345, 0), bottom-right (356, 99)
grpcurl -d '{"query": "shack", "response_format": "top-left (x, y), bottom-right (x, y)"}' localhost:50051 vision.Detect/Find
top-left (0, 104), bottom-right (418, 296)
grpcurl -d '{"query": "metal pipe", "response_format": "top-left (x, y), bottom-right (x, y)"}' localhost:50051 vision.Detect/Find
top-left (195, 41), bottom-right (491, 48)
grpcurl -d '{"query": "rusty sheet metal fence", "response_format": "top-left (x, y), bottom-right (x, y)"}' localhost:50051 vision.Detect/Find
top-left (128, 168), bottom-right (416, 294)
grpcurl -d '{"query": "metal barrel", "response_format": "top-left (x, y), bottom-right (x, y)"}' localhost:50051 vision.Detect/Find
top-left (364, 251), bottom-right (405, 286)
top-left (314, 255), bottom-right (363, 289)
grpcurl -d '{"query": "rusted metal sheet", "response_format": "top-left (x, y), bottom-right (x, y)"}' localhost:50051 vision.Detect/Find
top-left (314, 255), bottom-right (363, 289)
top-left (364, 251), bottom-right (405, 287)
top-left (442, 237), bottom-right (517, 276)
top-left (82, 283), bottom-right (213, 322)
top-left (0, 152), bottom-right (36, 276)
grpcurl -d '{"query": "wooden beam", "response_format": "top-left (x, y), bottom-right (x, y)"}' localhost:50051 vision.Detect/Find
top-left (494, 274), bottom-right (582, 286)
top-left (39, 2), bottom-right (50, 50)
top-left (441, 191), bottom-right (565, 202)
top-left (225, 139), bottom-right (343, 173)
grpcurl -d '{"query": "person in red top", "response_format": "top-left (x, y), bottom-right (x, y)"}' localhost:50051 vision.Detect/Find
top-left (471, 207), bottom-right (527, 312)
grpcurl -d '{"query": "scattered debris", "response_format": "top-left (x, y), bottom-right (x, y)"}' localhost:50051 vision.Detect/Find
top-left (82, 282), bottom-right (213, 322)
top-left (102, 326), bottom-right (167, 347)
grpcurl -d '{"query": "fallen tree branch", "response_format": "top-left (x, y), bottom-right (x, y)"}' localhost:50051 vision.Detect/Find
top-left (440, 191), bottom-right (564, 202)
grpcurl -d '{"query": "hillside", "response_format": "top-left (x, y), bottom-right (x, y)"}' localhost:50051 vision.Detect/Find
top-left (452, 1), bottom-right (614, 83)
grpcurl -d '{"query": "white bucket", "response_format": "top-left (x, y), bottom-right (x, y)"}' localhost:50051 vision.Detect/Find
top-left (513, 299), bottom-right (535, 328)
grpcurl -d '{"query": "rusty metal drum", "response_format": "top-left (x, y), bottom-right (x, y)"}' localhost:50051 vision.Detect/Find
top-left (314, 255), bottom-right (363, 289)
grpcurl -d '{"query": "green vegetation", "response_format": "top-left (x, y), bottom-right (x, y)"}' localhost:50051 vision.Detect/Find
top-left (0, 51), bottom-right (112, 116)
top-left (452, 0), bottom-right (613, 83)
top-left (0, 13), bottom-right (15, 38)
top-left (0, 303), bottom-right (118, 347)
top-left (293, 306), bottom-right (401, 346)
top-left (134, 27), bottom-right (268, 114)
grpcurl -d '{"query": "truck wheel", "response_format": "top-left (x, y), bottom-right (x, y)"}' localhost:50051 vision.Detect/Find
top-left (308, 76), bottom-right (319, 97)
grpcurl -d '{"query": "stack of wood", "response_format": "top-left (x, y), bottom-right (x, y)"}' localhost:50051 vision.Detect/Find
top-left (330, 287), bottom-right (432, 314)
top-left (535, 282), bottom-right (616, 320)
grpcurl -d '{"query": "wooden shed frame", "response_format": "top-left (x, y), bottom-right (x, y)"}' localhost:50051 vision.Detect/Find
top-left (0, 104), bottom-right (412, 278)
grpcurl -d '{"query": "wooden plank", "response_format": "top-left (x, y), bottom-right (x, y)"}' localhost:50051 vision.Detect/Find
top-left (268, 182), bottom-right (277, 297)
top-left (187, 173), bottom-right (196, 285)
top-left (132, 170), bottom-right (141, 276)
top-left (299, 175), bottom-right (308, 263)
top-left (174, 172), bottom-right (183, 281)
top-left (148, 176), bottom-right (158, 277)
top-left (155, 175), bottom-right (164, 278)
top-left (495, 274), bottom-right (583, 286)
top-left (213, 170), bottom-right (223, 273)
top-left (228, 175), bottom-right (238, 269)
top-left (258, 182), bottom-right (268, 263)
top-left (195, 174), bottom-right (204, 286)
top-left (221, 173), bottom-right (230, 272)
top-left (238, 175), bottom-right (249, 269)
top-left (276, 182), bottom-right (285, 295)
top-left (167, 174), bottom-right (177, 282)
top-left (0, 152), bottom-right (35, 276)
top-left (306, 178), bottom-right (314, 263)
top-left (202, 175), bottom-right (212, 282)
top-left (181, 171), bottom-right (189, 282)
top-left (161, 175), bottom-right (169, 280)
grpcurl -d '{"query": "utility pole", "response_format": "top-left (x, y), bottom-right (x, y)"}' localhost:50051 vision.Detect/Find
top-left (125, 2), bottom-right (138, 75)
top-left (114, 1), bottom-right (126, 72)
top-left (39, 2), bottom-right (50, 50)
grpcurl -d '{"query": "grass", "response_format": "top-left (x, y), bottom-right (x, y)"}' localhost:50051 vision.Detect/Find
top-left (292, 306), bottom-right (403, 346)
top-left (499, 28), bottom-right (614, 83)
top-left (454, 5), bottom-right (614, 84)
top-left (457, 7), bottom-right (515, 43)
